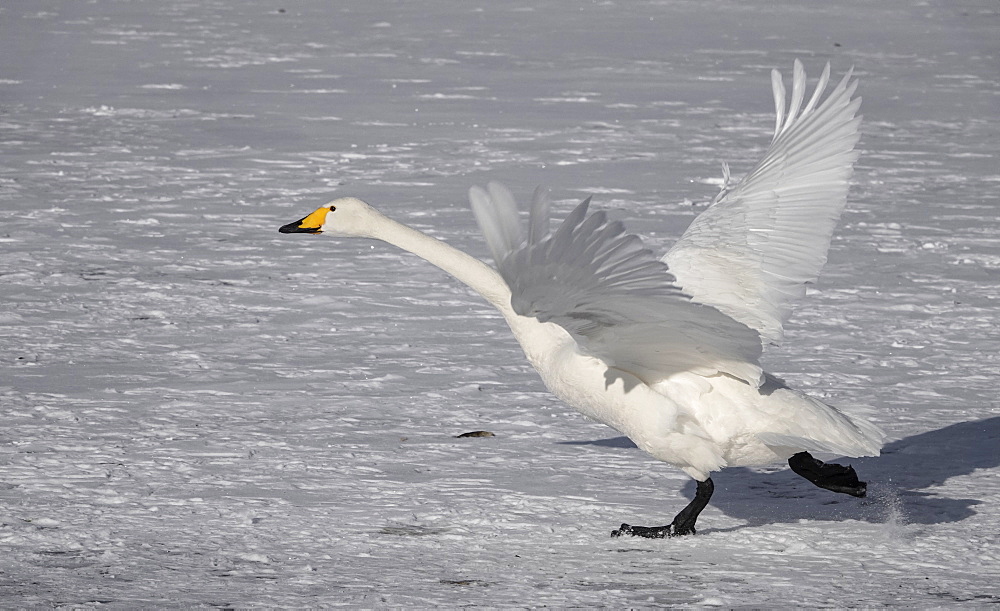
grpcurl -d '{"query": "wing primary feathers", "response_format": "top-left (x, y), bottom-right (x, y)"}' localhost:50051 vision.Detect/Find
top-left (469, 185), bottom-right (507, 265)
top-left (542, 197), bottom-right (591, 261)
top-left (771, 68), bottom-right (786, 142)
top-left (664, 61), bottom-right (863, 346)
top-left (470, 184), bottom-right (523, 265)
top-left (528, 186), bottom-right (551, 245)
top-left (485, 181), bottom-right (523, 251)
top-left (784, 59), bottom-right (807, 133)
top-left (800, 62), bottom-right (832, 116)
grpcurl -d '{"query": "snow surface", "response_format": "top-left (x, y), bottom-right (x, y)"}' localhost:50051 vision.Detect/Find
top-left (2, 0), bottom-right (999, 607)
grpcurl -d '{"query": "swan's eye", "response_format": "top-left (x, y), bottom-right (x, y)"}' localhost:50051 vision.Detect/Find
top-left (329, 205), bottom-right (337, 212)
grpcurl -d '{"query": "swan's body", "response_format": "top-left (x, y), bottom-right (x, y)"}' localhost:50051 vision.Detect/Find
top-left (280, 61), bottom-right (883, 535)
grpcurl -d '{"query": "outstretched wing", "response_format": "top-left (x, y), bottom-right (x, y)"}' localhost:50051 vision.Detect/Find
top-left (664, 60), bottom-right (863, 345)
top-left (470, 181), bottom-right (763, 387)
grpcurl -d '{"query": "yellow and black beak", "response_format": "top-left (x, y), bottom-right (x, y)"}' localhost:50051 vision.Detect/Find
top-left (278, 206), bottom-right (331, 234)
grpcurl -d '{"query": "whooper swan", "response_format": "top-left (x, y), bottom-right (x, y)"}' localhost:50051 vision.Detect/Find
top-left (279, 60), bottom-right (883, 537)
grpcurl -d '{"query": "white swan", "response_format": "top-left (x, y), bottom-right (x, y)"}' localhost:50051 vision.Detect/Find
top-left (279, 60), bottom-right (884, 537)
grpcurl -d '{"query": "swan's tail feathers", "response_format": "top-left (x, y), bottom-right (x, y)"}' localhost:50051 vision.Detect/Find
top-left (754, 379), bottom-right (884, 459)
top-left (757, 416), bottom-right (885, 459)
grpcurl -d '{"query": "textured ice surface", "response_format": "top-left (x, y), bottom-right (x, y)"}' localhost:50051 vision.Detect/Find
top-left (2, 0), bottom-right (998, 607)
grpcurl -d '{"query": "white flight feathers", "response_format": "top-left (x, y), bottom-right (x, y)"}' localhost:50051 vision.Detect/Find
top-left (470, 60), bottom-right (862, 387)
top-left (666, 60), bottom-right (862, 344)
top-left (471, 180), bottom-right (764, 386)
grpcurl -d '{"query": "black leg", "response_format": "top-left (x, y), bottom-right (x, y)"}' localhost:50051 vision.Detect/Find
top-left (788, 451), bottom-right (867, 497)
top-left (611, 478), bottom-right (714, 538)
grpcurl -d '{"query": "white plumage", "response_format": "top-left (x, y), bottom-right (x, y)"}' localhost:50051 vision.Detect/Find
top-left (280, 60), bottom-right (883, 535)
top-left (666, 62), bottom-right (863, 344)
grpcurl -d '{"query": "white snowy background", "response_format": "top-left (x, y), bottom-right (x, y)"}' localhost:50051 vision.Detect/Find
top-left (2, 0), bottom-right (999, 607)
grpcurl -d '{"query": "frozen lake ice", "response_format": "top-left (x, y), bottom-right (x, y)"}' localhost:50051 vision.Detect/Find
top-left (2, 0), bottom-right (998, 606)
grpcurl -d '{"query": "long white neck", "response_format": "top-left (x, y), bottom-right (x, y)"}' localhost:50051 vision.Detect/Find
top-left (369, 213), bottom-right (516, 319)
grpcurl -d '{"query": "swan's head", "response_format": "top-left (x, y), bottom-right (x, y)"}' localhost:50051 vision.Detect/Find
top-left (278, 197), bottom-right (381, 238)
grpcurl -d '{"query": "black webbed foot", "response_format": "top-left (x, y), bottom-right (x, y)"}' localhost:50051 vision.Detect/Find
top-left (610, 478), bottom-right (713, 538)
top-left (788, 451), bottom-right (867, 497)
top-left (611, 523), bottom-right (690, 538)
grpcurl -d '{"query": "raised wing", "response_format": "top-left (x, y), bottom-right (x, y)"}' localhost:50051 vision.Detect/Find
top-left (663, 60), bottom-right (863, 345)
top-left (470, 181), bottom-right (764, 387)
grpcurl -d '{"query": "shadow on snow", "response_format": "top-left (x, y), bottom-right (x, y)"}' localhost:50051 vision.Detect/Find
top-left (561, 416), bottom-right (1000, 529)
